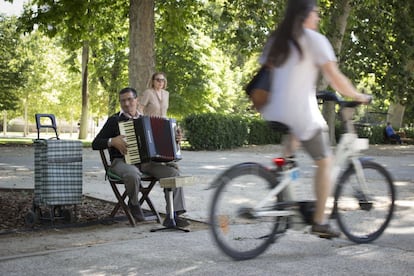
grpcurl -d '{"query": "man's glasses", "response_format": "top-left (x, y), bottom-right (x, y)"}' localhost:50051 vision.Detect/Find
top-left (120, 97), bottom-right (136, 104)
top-left (155, 78), bottom-right (165, 82)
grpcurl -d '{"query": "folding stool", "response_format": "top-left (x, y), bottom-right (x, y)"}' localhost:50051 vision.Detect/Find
top-left (99, 149), bottom-right (161, 226)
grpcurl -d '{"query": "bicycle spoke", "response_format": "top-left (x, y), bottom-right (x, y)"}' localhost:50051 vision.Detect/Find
top-left (335, 161), bottom-right (395, 243)
top-left (209, 163), bottom-right (284, 260)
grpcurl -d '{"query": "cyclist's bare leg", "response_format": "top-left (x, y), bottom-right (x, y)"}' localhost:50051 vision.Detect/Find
top-left (300, 129), bottom-right (339, 237)
top-left (313, 155), bottom-right (333, 224)
top-left (282, 133), bottom-right (300, 157)
top-left (301, 130), bottom-right (340, 238)
top-left (281, 134), bottom-right (300, 200)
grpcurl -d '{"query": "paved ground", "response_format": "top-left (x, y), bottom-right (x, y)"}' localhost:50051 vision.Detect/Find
top-left (0, 144), bottom-right (413, 275)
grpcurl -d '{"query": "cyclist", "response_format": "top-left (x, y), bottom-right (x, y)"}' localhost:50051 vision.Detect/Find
top-left (259, 0), bottom-right (371, 238)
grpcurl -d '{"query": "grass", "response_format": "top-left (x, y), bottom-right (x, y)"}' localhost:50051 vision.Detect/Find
top-left (0, 138), bottom-right (34, 146)
top-left (0, 131), bottom-right (187, 149)
top-left (0, 137), bottom-right (92, 147)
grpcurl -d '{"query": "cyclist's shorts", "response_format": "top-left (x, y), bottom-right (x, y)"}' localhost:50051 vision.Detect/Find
top-left (301, 128), bottom-right (332, 161)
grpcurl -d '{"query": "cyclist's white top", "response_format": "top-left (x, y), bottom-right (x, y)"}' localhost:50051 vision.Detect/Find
top-left (260, 28), bottom-right (337, 141)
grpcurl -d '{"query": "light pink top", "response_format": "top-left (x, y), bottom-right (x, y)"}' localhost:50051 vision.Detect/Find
top-left (140, 88), bottom-right (169, 118)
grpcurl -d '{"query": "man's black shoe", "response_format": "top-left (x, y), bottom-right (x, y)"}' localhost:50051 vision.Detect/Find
top-left (163, 215), bottom-right (190, 228)
top-left (128, 202), bottom-right (146, 221)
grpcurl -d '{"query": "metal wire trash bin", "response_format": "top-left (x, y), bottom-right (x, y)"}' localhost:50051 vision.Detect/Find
top-left (25, 114), bottom-right (83, 226)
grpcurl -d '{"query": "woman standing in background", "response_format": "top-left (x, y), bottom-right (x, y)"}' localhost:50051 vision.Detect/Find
top-left (139, 72), bottom-right (187, 227)
top-left (140, 72), bottom-right (169, 118)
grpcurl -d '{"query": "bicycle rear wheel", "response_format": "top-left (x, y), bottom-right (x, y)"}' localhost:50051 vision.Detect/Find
top-left (209, 163), bottom-right (286, 260)
top-left (334, 159), bottom-right (395, 243)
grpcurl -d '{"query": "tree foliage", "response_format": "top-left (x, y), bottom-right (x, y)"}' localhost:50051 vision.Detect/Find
top-left (19, 0), bottom-right (130, 133)
top-left (0, 15), bottom-right (26, 111)
top-left (340, 0), bottom-right (414, 122)
top-left (155, 1), bottom-right (229, 117)
top-left (1, 0), bottom-right (413, 132)
top-left (206, 0), bottom-right (285, 65)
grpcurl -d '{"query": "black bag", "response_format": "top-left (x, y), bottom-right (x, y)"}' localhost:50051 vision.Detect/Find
top-left (245, 66), bottom-right (272, 110)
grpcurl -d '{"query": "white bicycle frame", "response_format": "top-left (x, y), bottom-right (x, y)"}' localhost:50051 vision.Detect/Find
top-left (253, 106), bottom-right (371, 218)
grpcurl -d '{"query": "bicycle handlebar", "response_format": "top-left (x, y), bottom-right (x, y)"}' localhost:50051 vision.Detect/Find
top-left (316, 91), bottom-right (372, 108)
top-left (268, 91), bottom-right (372, 134)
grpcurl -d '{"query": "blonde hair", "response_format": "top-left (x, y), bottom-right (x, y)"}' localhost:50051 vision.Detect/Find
top-left (147, 72), bottom-right (168, 89)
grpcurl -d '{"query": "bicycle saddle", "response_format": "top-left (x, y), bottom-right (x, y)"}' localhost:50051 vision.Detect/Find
top-left (267, 121), bottom-right (290, 133)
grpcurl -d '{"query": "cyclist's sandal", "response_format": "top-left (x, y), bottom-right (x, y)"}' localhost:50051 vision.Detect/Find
top-left (311, 224), bottom-right (340, 239)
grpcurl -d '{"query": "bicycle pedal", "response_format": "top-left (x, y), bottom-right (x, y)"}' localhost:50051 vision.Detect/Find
top-left (271, 231), bottom-right (286, 243)
top-left (359, 201), bottom-right (373, 211)
top-left (237, 207), bottom-right (256, 219)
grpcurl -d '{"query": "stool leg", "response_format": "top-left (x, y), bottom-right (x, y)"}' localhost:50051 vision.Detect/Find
top-left (167, 189), bottom-right (176, 226)
top-left (150, 188), bottom-right (189, 232)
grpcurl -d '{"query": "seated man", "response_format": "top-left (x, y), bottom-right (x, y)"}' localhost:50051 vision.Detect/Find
top-left (92, 87), bottom-right (189, 227)
top-left (385, 122), bottom-right (402, 144)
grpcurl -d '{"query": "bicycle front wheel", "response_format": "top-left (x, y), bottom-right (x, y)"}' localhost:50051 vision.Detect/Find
top-left (334, 159), bottom-right (395, 243)
top-left (209, 163), bottom-right (286, 260)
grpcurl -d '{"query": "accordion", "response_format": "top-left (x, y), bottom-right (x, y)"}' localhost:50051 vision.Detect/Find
top-left (119, 116), bottom-right (182, 164)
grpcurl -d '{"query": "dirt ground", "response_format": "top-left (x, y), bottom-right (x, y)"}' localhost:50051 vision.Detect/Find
top-left (0, 189), bottom-right (208, 258)
top-left (0, 189), bottom-right (208, 232)
top-left (0, 189), bottom-right (127, 233)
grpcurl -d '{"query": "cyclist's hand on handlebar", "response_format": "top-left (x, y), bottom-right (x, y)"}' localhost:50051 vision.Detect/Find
top-left (355, 94), bottom-right (372, 104)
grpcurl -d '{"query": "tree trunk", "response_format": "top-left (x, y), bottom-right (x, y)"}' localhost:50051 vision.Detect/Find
top-left (78, 42), bottom-right (90, 140)
top-left (387, 102), bottom-right (405, 129)
top-left (129, 0), bottom-right (155, 94)
top-left (23, 97), bottom-right (28, 137)
top-left (3, 111), bottom-right (7, 136)
top-left (321, 0), bottom-right (352, 145)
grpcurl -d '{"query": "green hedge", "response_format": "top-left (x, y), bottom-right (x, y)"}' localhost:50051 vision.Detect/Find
top-left (337, 123), bottom-right (406, 144)
top-left (183, 113), bottom-right (283, 150)
top-left (403, 127), bottom-right (414, 138)
top-left (355, 125), bottom-right (385, 144)
top-left (247, 118), bottom-right (283, 145)
top-left (183, 113), bottom-right (412, 150)
top-left (183, 113), bottom-right (248, 150)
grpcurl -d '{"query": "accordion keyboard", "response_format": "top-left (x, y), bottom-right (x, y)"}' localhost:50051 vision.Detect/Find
top-left (119, 120), bottom-right (141, 164)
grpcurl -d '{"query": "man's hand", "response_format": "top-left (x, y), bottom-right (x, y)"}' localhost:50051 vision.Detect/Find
top-left (175, 127), bottom-right (182, 143)
top-left (110, 135), bottom-right (128, 155)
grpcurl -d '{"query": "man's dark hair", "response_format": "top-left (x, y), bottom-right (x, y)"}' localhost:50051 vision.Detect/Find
top-left (119, 87), bottom-right (137, 98)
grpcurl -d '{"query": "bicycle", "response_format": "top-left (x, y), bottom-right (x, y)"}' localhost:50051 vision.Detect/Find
top-left (208, 91), bottom-right (395, 260)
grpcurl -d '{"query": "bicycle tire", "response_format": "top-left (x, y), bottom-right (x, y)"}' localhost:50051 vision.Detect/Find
top-left (209, 162), bottom-right (286, 260)
top-left (334, 159), bottom-right (395, 243)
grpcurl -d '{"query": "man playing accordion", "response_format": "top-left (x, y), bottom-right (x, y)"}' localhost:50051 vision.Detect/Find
top-left (92, 87), bottom-right (189, 227)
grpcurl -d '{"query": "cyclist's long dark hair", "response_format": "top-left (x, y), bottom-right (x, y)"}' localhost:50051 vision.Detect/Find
top-left (267, 0), bottom-right (316, 67)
